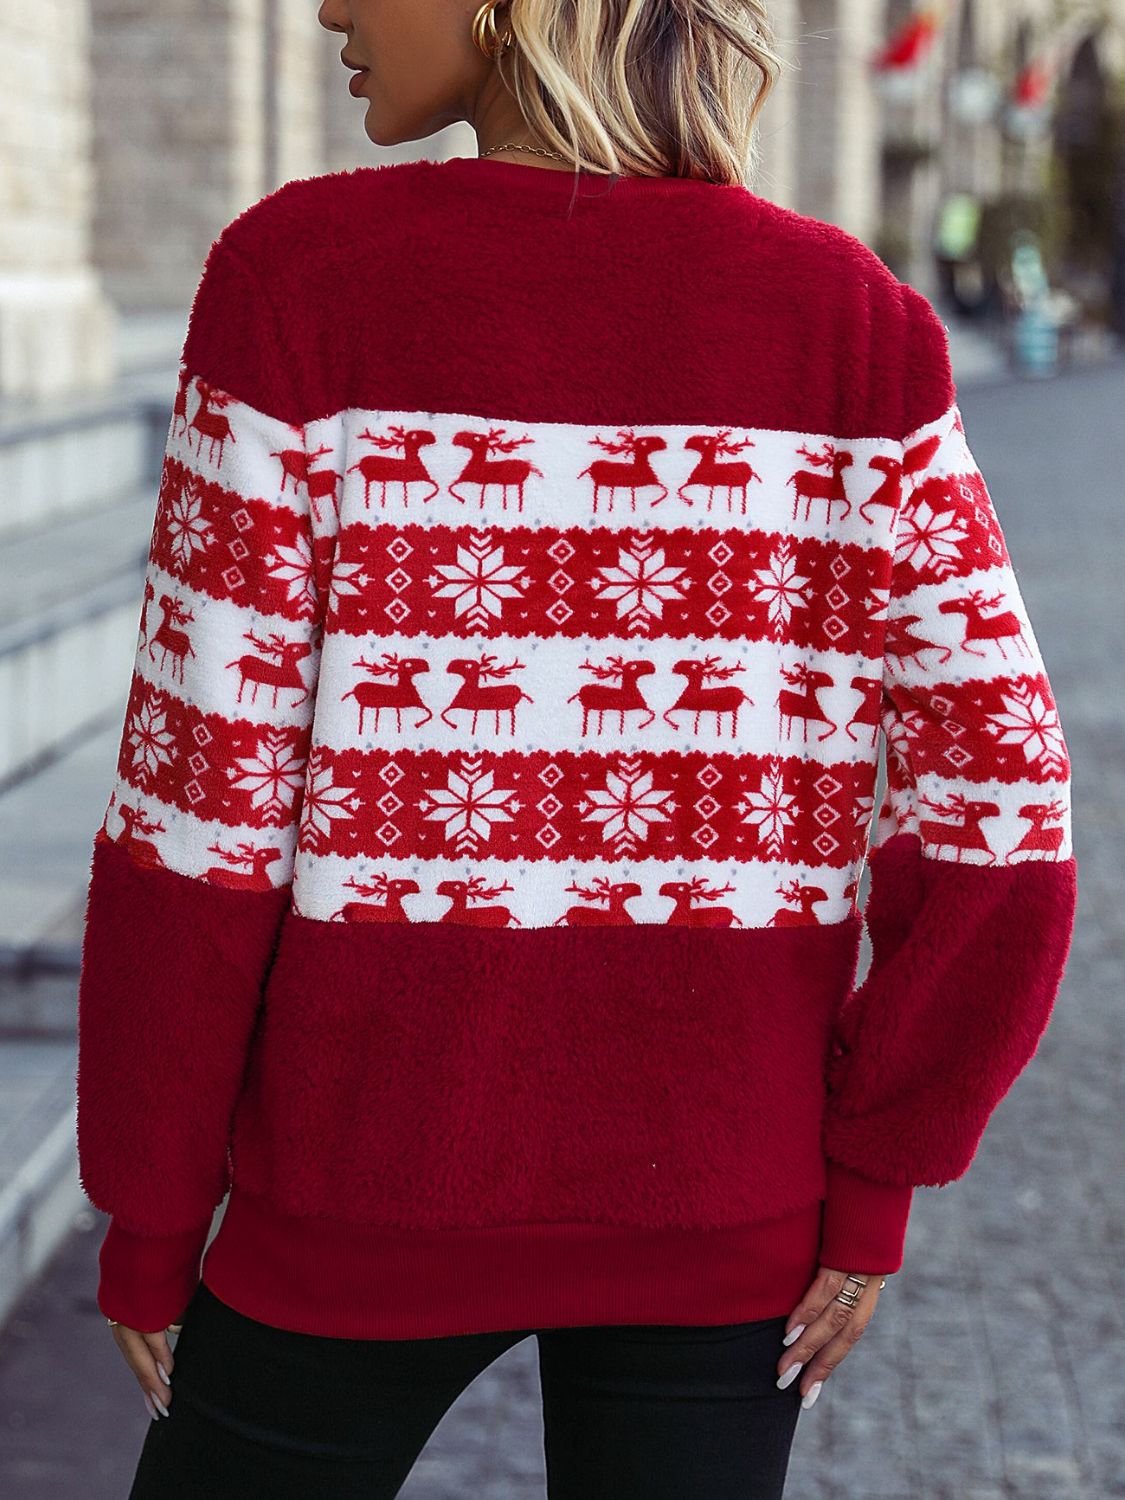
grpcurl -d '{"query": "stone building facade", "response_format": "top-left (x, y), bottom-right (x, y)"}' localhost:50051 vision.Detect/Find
top-left (0, 1), bottom-right (1122, 398)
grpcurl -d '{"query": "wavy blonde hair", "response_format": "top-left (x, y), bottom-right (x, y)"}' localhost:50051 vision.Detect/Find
top-left (493, 0), bottom-right (783, 186)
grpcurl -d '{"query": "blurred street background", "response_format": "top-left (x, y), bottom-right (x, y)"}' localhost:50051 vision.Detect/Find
top-left (2, 2), bottom-right (1123, 1497)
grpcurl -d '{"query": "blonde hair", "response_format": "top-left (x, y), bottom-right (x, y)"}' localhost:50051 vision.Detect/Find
top-left (495, 0), bottom-right (783, 187)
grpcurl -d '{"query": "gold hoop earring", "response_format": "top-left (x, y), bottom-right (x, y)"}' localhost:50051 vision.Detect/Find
top-left (472, 1), bottom-right (514, 59)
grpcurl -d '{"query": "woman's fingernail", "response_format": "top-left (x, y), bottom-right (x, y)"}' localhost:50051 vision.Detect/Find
top-left (157, 1362), bottom-right (172, 1386)
top-left (151, 1393), bottom-right (170, 1417)
top-left (802, 1380), bottom-right (824, 1409)
top-left (143, 1393), bottom-right (158, 1420)
top-left (782, 1323), bottom-right (805, 1346)
top-left (776, 1361), bottom-right (803, 1389)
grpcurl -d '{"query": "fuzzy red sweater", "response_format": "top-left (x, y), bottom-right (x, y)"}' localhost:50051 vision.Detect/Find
top-left (76, 156), bottom-right (1077, 1339)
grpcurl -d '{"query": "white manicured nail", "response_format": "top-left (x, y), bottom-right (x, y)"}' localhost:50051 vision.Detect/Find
top-left (143, 1393), bottom-right (158, 1420)
top-left (802, 1380), bottom-right (824, 1409)
top-left (157, 1362), bottom-right (172, 1386)
top-left (776, 1361), bottom-right (803, 1389)
top-left (151, 1393), bottom-right (170, 1417)
top-left (782, 1323), bottom-right (805, 1346)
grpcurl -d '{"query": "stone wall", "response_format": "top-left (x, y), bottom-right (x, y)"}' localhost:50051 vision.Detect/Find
top-left (0, 0), bottom-right (114, 397)
top-left (1, 1), bottom-right (1122, 397)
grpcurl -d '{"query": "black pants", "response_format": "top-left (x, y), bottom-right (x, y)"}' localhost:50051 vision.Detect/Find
top-left (129, 1281), bottom-right (806, 1499)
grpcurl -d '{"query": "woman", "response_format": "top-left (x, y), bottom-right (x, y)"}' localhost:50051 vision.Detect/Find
top-left (75, 1), bottom-right (1078, 1496)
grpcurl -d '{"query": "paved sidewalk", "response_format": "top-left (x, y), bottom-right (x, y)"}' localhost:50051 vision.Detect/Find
top-left (943, 312), bottom-right (1010, 385)
top-left (1, 356), bottom-right (1121, 1499)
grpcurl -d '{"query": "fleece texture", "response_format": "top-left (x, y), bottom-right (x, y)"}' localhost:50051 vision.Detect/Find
top-left (75, 157), bottom-right (1075, 1335)
top-left (823, 830), bottom-right (1077, 1183)
top-left (76, 834), bottom-right (290, 1326)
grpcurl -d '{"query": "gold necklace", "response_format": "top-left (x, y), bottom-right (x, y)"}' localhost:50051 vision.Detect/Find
top-left (479, 142), bottom-right (570, 164)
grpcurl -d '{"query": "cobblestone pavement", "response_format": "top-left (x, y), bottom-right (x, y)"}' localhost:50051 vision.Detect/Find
top-left (1, 360), bottom-right (1121, 1499)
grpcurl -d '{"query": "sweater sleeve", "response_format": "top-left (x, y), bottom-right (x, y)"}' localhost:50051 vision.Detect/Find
top-left (817, 286), bottom-right (1077, 1275)
top-left (75, 232), bottom-right (323, 1332)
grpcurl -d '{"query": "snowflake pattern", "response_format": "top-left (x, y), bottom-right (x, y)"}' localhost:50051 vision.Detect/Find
top-left (896, 493), bottom-right (969, 580)
top-left (100, 389), bottom-right (1073, 931)
top-left (298, 748), bottom-right (360, 850)
top-left (580, 758), bottom-right (674, 852)
top-left (126, 693), bottom-right (177, 786)
top-left (429, 533), bottom-right (526, 630)
top-left (420, 758), bottom-right (520, 852)
top-left (328, 557), bottom-right (368, 601)
top-left (268, 529), bottom-right (318, 618)
top-left (230, 728), bottom-right (309, 825)
top-left (738, 759), bottom-right (798, 856)
top-left (161, 474), bottom-right (212, 572)
top-left (593, 536), bottom-right (688, 634)
top-left (747, 538), bottom-right (812, 637)
top-left (986, 683), bottom-right (1068, 775)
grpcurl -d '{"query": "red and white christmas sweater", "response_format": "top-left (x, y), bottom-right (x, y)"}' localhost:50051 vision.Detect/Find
top-left (76, 156), bottom-right (1077, 1338)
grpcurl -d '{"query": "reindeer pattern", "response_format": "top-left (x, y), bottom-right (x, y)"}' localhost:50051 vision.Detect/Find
top-left (99, 381), bottom-right (1072, 924)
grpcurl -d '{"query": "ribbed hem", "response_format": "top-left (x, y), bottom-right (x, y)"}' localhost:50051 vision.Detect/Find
top-left (201, 1183), bottom-right (827, 1340)
top-left (816, 1159), bottom-right (914, 1274)
top-left (98, 1216), bottom-right (212, 1333)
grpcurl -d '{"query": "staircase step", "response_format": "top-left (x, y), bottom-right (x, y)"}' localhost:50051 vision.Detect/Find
top-left (0, 722), bottom-right (118, 975)
top-left (0, 483), bottom-right (155, 787)
top-left (0, 489), bottom-right (153, 636)
top-left (0, 1041), bottom-right (85, 1332)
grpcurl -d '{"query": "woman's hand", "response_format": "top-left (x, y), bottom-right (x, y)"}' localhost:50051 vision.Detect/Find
top-left (776, 1265), bottom-right (887, 1409)
top-left (109, 1314), bottom-right (186, 1420)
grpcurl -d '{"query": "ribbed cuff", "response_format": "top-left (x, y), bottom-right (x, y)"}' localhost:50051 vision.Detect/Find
top-left (818, 1159), bottom-right (914, 1274)
top-left (97, 1217), bottom-right (212, 1333)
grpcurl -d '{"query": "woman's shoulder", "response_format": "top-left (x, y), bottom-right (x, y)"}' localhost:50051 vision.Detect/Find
top-left (742, 192), bottom-right (909, 310)
top-left (212, 160), bottom-right (915, 314)
top-left (729, 193), bottom-right (945, 418)
top-left (209, 160), bottom-right (442, 268)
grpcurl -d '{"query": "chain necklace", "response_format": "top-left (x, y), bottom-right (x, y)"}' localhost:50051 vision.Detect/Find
top-left (479, 142), bottom-right (570, 163)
